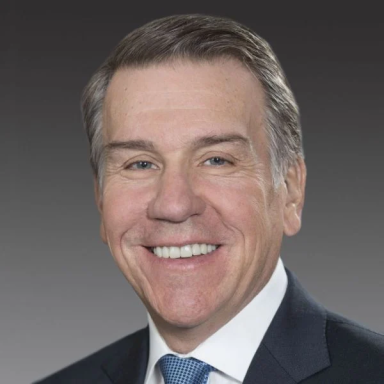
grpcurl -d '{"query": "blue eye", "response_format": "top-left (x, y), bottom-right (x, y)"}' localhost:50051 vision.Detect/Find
top-left (127, 161), bottom-right (156, 170)
top-left (204, 157), bottom-right (229, 166)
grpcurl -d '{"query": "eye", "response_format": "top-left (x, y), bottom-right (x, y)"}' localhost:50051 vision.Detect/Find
top-left (203, 157), bottom-right (231, 166)
top-left (126, 161), bottom-right (157, 170)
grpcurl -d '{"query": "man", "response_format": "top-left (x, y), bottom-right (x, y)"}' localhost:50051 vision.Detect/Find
top-left (36, 14), bottom-right (384, 384)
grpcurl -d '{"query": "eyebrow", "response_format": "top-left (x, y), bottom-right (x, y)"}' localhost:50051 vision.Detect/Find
top-left (104, 140), bottom-right (156, 153)
top-left (191, 134), bottom-right (251, 150)
top-left (104, 133), bottom-right (252, 155)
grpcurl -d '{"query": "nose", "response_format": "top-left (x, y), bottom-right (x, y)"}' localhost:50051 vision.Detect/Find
top-left (147, 168), bottom-right (206, 223)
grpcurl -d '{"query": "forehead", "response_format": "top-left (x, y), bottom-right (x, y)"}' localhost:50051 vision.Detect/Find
top-left (103, 59), bottom-right (266, 147)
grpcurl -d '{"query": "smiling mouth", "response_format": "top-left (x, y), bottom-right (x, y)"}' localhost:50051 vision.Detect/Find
top-left (149, 244), bottom-right (219, 259)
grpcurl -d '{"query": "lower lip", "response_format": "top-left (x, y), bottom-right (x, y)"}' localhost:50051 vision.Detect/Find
top-left (144, 246), bottom-right (222, 270)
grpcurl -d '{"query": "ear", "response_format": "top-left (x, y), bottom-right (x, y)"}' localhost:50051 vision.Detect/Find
top-left (94, 177), bottom-right (107, 243)
top-left (283, 157), bottom-right (306, 237)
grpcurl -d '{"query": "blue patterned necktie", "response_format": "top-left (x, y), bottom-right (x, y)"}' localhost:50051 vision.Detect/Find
top-left (159, 354), bottom-right (215, 384)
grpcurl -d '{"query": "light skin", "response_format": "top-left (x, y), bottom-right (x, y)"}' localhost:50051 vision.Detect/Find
top-left (95, 58), bottom-right (306, 353)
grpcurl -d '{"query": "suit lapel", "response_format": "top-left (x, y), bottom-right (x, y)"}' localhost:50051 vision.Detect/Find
top-left (244, 269), bottom-right (330, 383)
top-left (243, 343), bottom-right (296, 383)
top-left (101, 327), bottom-right (149, 384)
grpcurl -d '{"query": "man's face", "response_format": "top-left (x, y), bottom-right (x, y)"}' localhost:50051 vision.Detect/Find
top-left (98, 59), bottom-right (304, 336)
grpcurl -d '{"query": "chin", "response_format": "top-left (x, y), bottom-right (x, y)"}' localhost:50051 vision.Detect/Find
top-left (151, 296), bottom-right (221, 330)
top-left (165, 313), bottom-right (208, 329)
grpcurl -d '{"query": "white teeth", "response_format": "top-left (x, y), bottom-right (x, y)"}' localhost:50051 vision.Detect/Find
top-left (169, 247), bottom-right (180, 259)
top-left (152, 244), bottom-right (217, 258)
top-left (162, 246), bottom-right (169, 258)
top-left (180, 245), bottom-right (192, 258)
top-left (192, 244), bottom-right (201, 256)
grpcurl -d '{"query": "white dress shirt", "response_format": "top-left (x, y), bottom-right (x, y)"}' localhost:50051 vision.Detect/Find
top-left (144, 258), bottom-right (288, 384)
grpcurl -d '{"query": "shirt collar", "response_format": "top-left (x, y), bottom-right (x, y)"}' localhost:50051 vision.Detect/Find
top-left (144, 257), bottom-right (287, 383)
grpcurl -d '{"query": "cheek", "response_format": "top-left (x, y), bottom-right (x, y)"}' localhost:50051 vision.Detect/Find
top-left (205, 176), bottom-right (269, 231)
top-left (205, 176), bottom-right (283, 266)
top-left (101, 182), bottom-right (151, 242)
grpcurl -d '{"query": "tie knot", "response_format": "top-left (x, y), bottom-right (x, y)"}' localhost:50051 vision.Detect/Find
top-left (159, 354), bottom-right (215, 384)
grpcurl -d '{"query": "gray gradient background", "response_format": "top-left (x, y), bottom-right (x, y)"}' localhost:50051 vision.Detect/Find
top-left (3, 2), bottom-right (383, 383)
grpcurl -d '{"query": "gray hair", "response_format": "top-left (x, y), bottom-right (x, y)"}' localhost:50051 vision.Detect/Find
top-left (82, 14), bottom-right (303, 188)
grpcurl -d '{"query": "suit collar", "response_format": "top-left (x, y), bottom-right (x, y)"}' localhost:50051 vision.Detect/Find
top-left (101, 328), bottom-right (149, 384)
top-left (244, 269), bottom-right (330, 383)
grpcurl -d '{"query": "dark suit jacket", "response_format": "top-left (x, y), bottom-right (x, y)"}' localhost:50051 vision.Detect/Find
top-left (34, 270), bottom-right (384, 383)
